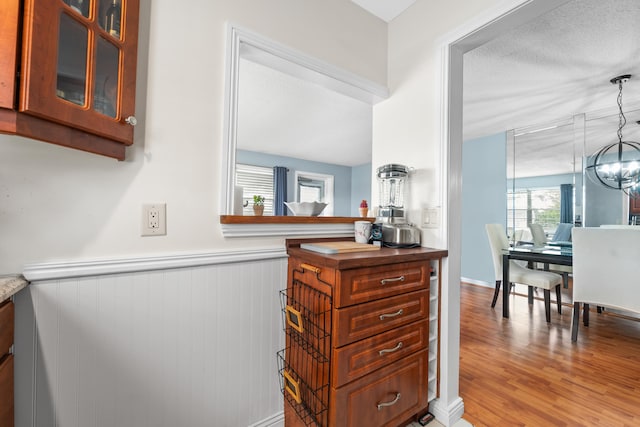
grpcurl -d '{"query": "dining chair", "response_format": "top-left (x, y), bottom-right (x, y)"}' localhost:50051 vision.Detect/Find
top-left (528, 223), bottom-right (547, 246)
top-left (551, 222), bottom-right (573, 242)
top-left (571, 227), bottom-right (640, 341)
top-left (528, 223), bottom-right (572, 288)
top-left (486, 224), bottom-right (563, 322)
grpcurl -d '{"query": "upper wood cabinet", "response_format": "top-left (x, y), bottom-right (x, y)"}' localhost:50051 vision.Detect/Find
top-left (630, 196), bottom-right (640, 215)
top-left (0, 0), bottom-right (139, 160)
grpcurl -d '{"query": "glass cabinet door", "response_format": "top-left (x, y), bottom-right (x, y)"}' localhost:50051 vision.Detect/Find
top-left (20, 0), bottom-right (138, 145)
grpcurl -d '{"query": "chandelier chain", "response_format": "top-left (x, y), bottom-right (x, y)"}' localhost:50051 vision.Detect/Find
top-left (617, 79), bottom-right (626, 143)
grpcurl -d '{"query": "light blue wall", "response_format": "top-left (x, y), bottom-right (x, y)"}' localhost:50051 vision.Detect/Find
top-left (236, 150), bottom-right (371, 216)
top-left (585, 173), bottom-right (624, 226)
top-left (509, 173), bottom-right (575, 189)
top-left (583, 152), bottom-right (625, 226)
top-left (351, 163), bottom-right (372, 216)
top-left (462, 132), bottom-right (507, 285)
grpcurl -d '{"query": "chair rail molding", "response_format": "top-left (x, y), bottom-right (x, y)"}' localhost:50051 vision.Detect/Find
top-left (22, 246), bottom-right (287, 281)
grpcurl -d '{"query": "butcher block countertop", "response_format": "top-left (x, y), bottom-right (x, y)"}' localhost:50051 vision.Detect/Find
top-left (286, 238), bottom-right (448, 269)
top-left (0, 275), bottom-right (28, 303)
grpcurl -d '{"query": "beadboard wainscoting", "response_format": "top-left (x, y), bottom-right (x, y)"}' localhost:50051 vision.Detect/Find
top-left (14, 249), bottom-right (288, 427)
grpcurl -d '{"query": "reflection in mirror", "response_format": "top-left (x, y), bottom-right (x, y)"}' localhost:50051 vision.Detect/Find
top-left (295, 171), bottom-right (334, 216)
top-left (508, 108), bottom-right (640, 238)
top-left (221, 26), bottom-right (388, 218)
top-left (584, 108), bottom-right (640, 226)
top-left (507, 118), bottom-right (578, 245)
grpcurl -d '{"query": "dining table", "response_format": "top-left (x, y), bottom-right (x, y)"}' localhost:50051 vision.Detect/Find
top-left (501, 242), bottom-right (573, 318)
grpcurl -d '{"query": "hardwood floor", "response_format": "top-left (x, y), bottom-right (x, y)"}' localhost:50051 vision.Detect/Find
top-left (459, 282), bottom-right (640, 427)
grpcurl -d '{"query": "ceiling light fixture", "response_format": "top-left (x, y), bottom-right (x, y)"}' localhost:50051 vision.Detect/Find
top-left (585, 75), bottom-right (640, 198)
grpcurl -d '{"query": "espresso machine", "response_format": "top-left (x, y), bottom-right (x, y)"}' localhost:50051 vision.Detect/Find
top-left (375, 164), bottom-right (421, 248)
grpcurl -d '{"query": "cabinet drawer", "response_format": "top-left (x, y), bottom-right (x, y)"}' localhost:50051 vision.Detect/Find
top-left (329, 349), bottom-right (428, 427)
top-left (0, 354), bottom-right (13, 426)
top-left (0, 301), bottom-right (14, 358)
top-left (335, 261), bottom-right (428, 308)
top-left (332, 319), bottom-right (428, 387)
top-left (333, 289), bottom-right (428, 347)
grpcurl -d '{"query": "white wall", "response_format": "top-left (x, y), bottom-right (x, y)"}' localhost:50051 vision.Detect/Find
top-left (3, 0), bottom-right (566, 426)
top-left (376, 0), bottom-right (506, 247)
top-left (379, 0), bottom-right (540, 423)
top-left (0, 0), bottom-right (387, 274)
top-left (14, 254), bottom-right (288, 427)
top-left (2, 2), bottom-right (386, 425)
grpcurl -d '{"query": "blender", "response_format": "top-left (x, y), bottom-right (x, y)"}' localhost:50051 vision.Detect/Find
top-left (375, 164), bottom-right (421, 248)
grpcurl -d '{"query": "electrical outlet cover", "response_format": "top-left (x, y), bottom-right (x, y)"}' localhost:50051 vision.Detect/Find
top-left (141, 203), bottom-right (166, 236)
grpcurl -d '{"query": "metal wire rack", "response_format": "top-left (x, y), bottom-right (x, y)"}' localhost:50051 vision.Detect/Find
top-left (277, 276), bottom-right (332, 426)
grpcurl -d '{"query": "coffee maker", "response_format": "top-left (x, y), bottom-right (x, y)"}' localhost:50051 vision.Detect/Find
top-left (375, 164), bottom-right (421, 248)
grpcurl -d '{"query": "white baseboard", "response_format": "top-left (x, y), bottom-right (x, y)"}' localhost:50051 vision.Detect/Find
top-left (430, 397), bottom-right (465, 427)
top-left (248, 411), bottom-right (284, 427)
top-left (460, 277), bottom-right (491, 287)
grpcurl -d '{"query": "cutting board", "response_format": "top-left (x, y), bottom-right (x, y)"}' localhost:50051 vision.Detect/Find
top-left (300, 241), bottom-right (381, 254)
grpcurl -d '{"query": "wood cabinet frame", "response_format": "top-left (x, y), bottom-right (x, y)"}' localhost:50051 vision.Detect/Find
top-left (0, 0), bottom-right (139, 160)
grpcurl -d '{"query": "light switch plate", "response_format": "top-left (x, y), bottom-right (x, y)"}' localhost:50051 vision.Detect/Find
top-left (422, 207), bottom-right (440, 229)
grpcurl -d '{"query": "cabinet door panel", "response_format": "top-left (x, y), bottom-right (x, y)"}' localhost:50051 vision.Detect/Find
top-left (332, 319), bottom-right (428, 387)
top-left (336, 261), bottom-right (429, 308)
top-left (329, 349), bottom-right (428, 427)
top-left (0, 0), bottom-right (20, 109)
top-left (56, 12), bottom-right (88, 106)
top-left (0, 301), bottom-right (13, 357)
top-left (333, 289), bottom-right (429, 347)
top-left (630, 196), bottom-right (640, 215)
top-left (0, 355), bottom-right (14, 427)
top-left (20, 0), bottom-right (138, 144)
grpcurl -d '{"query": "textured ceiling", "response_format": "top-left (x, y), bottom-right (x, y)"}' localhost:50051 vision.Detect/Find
top-left (464, 0), bottom-right (640, 177)
top-left (237, 58), bottom-right (372, 167)
top-left (238, 0), bottom-right (640, 176)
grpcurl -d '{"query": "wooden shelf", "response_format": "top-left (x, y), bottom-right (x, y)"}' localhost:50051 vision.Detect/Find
top-left (219, 215), bottom-right (375, 224)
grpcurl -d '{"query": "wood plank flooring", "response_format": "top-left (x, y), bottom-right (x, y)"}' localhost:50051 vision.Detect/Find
top-left (459, 283), bottom-right (640, 427)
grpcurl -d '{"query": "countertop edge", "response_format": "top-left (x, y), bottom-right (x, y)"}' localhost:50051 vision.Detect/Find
top-left (0, 275), bottom-right (29, 303)
top-left (287, 245), bottom-right (448, 269)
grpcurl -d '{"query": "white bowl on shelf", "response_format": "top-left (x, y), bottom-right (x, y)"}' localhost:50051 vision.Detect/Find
top-left (284, 202), bottom-right (328, 216)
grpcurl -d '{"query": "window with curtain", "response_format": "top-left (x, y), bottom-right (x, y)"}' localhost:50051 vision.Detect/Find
top-left (508, 187), bottom-right (561, 235)
top-left (236, 164), bottom-right (274, 215)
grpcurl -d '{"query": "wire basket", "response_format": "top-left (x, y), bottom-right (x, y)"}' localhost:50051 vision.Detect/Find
top-left (278, 277), bottom-right (332, 426)
top-left (277, 348), bottom-right (329, 426)
top-left (279, 280), bottom-right (332, 362)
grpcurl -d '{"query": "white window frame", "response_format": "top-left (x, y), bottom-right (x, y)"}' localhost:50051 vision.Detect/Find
top-left (294, 171), bottom-right (334, 216)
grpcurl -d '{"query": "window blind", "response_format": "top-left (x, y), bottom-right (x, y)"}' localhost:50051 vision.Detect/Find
top-left (236, 164), bottom-right (274, 215)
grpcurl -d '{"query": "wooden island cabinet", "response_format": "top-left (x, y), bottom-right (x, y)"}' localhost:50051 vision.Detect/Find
top-left (627, 195), bottom-right (640, 225)
top-left (279, 239), bottom-right (446, 427)
top-left (0, 300), bottom-right (14, 426)
top-left (0, 0), bottom-right (139, 160)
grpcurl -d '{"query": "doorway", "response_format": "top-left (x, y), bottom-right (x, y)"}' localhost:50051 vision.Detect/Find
top-left (434, 0), bottom-right (571, 423)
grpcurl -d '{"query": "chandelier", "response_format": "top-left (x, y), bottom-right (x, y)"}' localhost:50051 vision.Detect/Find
top-left (585, 75), bottom-right (640, 197)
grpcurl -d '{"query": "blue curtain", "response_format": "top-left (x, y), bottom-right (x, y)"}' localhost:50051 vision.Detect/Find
top-left (560, 184), bottom-right (573, 224)
top-left (273, 166), bottom-right (288, 215)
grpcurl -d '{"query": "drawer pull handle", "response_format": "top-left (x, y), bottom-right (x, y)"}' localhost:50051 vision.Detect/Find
top-left (380, 275), bottom-right (405, 285)
top-left (300, 263), bottom-right (321, 274)
top-left (377, 393), bottom-right (401, 410)
top-left (379, 342), bottom-right (403, 355)
top-left (379, 309), bottom-right (403, 320)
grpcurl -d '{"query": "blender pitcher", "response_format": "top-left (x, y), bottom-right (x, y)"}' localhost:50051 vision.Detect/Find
top-left (375, 164), bottom-right (420, 247)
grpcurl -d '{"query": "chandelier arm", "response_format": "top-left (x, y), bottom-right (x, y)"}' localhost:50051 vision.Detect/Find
top-left (588, 75), bottom-right (640, 195)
